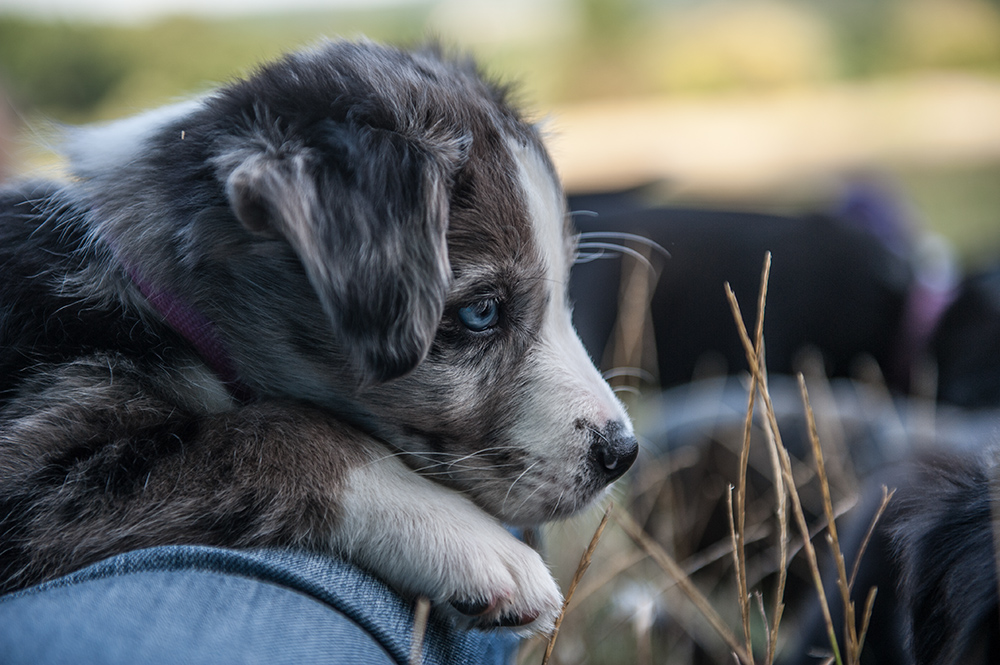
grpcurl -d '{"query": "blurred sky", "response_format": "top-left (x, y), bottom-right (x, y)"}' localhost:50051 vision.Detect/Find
top-left (0, 0), bottom-right (421, 22)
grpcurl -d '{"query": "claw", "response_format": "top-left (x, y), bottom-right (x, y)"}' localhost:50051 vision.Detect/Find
top-left (450, 597), bottom-right (493, 617)
top-left (487, 609), bottom-right (540, 628)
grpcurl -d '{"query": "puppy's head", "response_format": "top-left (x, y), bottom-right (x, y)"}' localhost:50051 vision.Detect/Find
top-left (364, 132), bottom-right (639, 526)
top-left (202, 41), bottom-right (637, 525)
top-left (211, 44), bottom-right (477, 386)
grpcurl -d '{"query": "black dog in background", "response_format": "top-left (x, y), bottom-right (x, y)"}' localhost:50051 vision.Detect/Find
top-left (568, 181), bottom-right (919, 390)
top-left (792, 264), bottom-right (1000, 665)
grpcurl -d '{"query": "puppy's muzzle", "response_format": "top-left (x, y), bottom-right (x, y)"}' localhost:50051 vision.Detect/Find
top-left (589, 421), bottom-right (639, 484)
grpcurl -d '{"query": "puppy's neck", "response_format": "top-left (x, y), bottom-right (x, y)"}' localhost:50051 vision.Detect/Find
top-left (124, 259), bottom-right (256, 404)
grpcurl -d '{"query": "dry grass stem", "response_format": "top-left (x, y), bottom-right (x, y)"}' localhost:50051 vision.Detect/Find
top-left (725, 272), bottom-right (842, 665)
top-left (726, 484), bottom-right (752, 660)
top-left (856, 586), bottom-right (879, 658)
top-left (615, 508), bottom-right (753, 664)
top-left (726, 253), bottom-right (790, 663)
top-left (735, 253), bottom-right (771, 662)
top-left (542, 503), bottom-right (613, 665)
top-left (410, 596), bottom-right (431, 665)
top-left (534, 252), bottom-right (888, 664)
top-left (754, 591), bottom-right (776, 664)
top-left (849, 486), bottom-right (894, 590)
top-left (801, 375), bottom-right (895, 665)
top-left (734, 352), bottom-right (756, 658)
top-left (799, 375), bottom-right (856, 658)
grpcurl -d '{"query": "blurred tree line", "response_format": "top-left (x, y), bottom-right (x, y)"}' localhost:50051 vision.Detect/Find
top-left (1, 0), bottom-right (1000, 122)
top-left (0, 5), bottom-right (434, 122)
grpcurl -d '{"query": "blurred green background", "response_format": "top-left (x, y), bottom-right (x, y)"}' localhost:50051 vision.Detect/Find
top-left (1, 0), bottom-right (1000, 267)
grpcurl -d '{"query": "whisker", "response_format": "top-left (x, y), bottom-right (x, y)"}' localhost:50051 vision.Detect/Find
top-left (371, 445), bottom-right (523, 462)
top-left (416, 472), bottom-right (513, 481)
top-left (511, 481), bottom-right (547, 515)
top-left (578, 231), bottom-right (671, 260)
top-left (417, 464), bottom-right (521, 475)
top-left (365, 447), bottom-right (528, 474)
top-left (502, 460), bottom-right (540, 513)
top-left (602, 366), bottom-right (656, 383)
top-left (586, 424), bottom-right (611, 446)
top-left (575, 242), bottom-right (656, 270)
top-left (574, 249), bottom-right (612, 264)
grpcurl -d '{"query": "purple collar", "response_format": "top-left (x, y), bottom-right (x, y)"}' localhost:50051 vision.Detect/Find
top-left (125, 263), bottom-right (256, 404)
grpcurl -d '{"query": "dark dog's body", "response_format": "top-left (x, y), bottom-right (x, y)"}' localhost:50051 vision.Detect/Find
top-left (0, 41), bottom-right (637, 633)
top-left (886, 451), bottom-right (1000, 664)
top-left (790, 448), bottom-right (1000, 665)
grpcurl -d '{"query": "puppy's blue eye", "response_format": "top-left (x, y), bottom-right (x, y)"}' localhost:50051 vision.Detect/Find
top-left (458, 299), bottom-right (499, 332)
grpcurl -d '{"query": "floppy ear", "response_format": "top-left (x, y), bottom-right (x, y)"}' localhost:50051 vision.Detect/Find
top-left (223, 124), bottom-right (468, 385)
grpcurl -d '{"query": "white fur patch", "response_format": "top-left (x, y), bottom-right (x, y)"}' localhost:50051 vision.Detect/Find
top-left (66, 98), bottom-right (204, 179)
top-left (513, 140), bottom-right (631, 419)
top-left (476, 139), bottom-right (635, 523)
top-left (511, 138), bottom-right (628, 421)
top-left (330, 442), bottom-right (563, 635)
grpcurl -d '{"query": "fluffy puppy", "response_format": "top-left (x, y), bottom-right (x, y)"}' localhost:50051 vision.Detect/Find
top-left (788, 451), bottom-right (1000, 665)
top-left (885, 450), bottom-right (1000, 665)
top-left (0, 40), bottom-right (638, 633)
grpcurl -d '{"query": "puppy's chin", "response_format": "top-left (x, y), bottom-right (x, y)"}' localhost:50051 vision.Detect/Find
top-left (480, 482), bottom-right (609, 529)
top-left (462, 430), bottom-right (639, 528)
top-left (502, 486), bottom-right (612, 527)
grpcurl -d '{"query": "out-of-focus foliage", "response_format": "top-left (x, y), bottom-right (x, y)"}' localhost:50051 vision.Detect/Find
top-left (647, 2), bottom-right (838, 93)
top-left (0, 17), bottom-right (129, 121)
top-left (885, 0), bottom-right (1000, 71)
top-left (2, 0), bottom-right (1000, 122)
top-left (0, 4), bottom-right (435, 121)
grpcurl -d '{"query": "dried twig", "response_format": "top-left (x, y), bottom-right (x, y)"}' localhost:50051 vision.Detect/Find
top-left (615, 508), bottom-right (753, 665)
top-left (542, 503), bottom-right (613, 665)
top-left (848, 486), bottom-right (895, 592)
top-left (732, 252), bottom-right (771, 663)
top-left (801, 375), bottom-right (895, 665)
top-left (726, 276), bottom-right (842, 665)
top-left (410, 597), bottom-right (431, 665)
top-left (800, 375), bottom-right (856, 661)
top-left (725, 253), bottom-right (790, 663)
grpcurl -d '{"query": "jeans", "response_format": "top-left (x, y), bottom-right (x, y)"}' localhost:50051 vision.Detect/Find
top-left (0, 546), bottom-right (520, 665)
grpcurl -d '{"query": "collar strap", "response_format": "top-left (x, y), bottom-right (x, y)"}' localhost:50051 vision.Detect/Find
top-left (125, 263), bottom-right (256, 404)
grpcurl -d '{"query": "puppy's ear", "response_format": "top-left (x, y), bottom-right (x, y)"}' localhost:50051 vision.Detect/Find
top-left (223, 125), bottom-right (469, 385)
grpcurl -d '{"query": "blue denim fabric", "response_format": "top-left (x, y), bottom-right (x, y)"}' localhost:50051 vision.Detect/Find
top-left (0, 546), bottom-right (520, 665)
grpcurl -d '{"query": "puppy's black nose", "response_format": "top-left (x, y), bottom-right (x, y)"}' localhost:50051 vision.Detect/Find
top-left (589, 421), bottom-right (639, 483)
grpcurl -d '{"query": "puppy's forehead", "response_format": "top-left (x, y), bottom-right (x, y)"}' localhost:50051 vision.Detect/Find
top-left (507, 137), bottom-right (572, 280)
top-left (446, 131), bottom-right (568, 285)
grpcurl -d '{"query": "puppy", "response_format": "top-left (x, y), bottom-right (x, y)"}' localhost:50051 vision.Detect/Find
top-left (787, 449), bottom-right (1000, 665)
top-left (0, 40), bottom-right (638, 634)
top-left (883, 450), bottom-right (1000, 665)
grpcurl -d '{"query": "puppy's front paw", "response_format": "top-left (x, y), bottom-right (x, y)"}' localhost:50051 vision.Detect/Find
top-left (442, 531), bottom-right (562, 636)
top-left (334, 451), bottom-right (562, 635)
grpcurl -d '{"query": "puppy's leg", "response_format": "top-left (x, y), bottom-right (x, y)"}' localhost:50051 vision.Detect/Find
top-left (331, 445), bottom-right (563, 634)
top-left (0, 355), bottom-right (561, 634)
